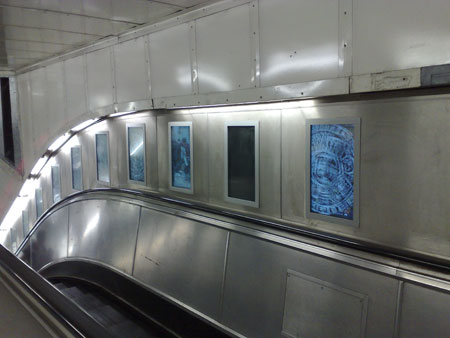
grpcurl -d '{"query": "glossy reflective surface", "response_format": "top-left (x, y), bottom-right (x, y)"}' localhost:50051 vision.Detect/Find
top-left (227, 125), bottom-right (255, 202)
top-left (170, 125), bottom-right (191, 189)
top-left (128, 126), bottom-right (145, 182)
top-left (35, 188), bottom-right (43, 219)
top-left (95, 133), bottom-right (109, 183)
top-left (71, 147), bottom-right (83, 191)
top-left (51, 165), bottom-right (61, 203)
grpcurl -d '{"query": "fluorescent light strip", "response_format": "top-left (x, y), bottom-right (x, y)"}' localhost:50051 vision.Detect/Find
top-left (48, 133), bottom-right (71, 152)
top-left (71, 119), bottom-right (98, 132)
top-left (30, 157), bottom-right (48, 176)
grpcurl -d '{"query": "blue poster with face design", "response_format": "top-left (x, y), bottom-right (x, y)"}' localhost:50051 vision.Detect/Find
top-left (310, 124), bottom-right (354, 220)
top-left (171, 125), bottom-right (191, 189)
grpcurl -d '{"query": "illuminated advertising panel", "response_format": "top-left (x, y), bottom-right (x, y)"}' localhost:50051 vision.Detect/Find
top-left (169, 122), bottom-right (193, 193)
top-left (306, 118), bottom-right (360, 226)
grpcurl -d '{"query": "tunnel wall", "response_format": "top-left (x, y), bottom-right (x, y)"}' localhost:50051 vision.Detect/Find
top-left (13, 0), bottom-right (450, 177)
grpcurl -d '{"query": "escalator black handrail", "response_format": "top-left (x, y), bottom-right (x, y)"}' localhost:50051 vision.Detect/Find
top-left (17, 188), bottom-right (450, 275)
top-left (0, 243), bottom-right (112, 338)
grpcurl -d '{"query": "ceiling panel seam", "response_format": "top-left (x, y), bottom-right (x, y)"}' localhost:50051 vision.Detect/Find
top-left (0, 4), bottom-right (143, 25)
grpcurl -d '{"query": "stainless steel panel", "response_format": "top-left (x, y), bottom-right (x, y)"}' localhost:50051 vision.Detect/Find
top-left (64, 56), bottom-right (87, 123)
top-left (133, 207), bottom-right (229, 320)
top-left (399, 283), bottom-right (450, 338)
top-left (86, 47), bottom-right (114, 111)
top-left (30, 206), bottom-right (68, 271)
top-left (113, 37), bottom-right (150, 103)
top-left (68, 199), bottom-right (140, 275)
top-left (353, 0), bottom-right (450, 75)
top-left (259, 0), bottom-right (340, 87)
top-left (281, 95), bottom-right (450, 259)
top-left (75, 131), bottom-right (95, 190)
top-left (17, 73), bottom-right (35, 175)
top-left (29, 68), bottom-right (50, 156)
top-left (196, 4), bottom-right (253, 93)
top-left (157, 112), bottom-right (208, 201)
top-left (222, 232), bottom-right (398, 338)
top-left (18, 241), bottom-right (31, 265)
top-left (283, 270), bottom-right (368, 338)
top-left (148, 24), bottom-right (193, 98)
top-left (207, 110), bottom-right (281, 218)
top-left (281, 108), bottom-right (306, 222)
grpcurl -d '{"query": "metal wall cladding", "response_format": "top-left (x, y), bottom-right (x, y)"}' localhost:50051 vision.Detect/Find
top-left (113, 37), bottom-right (150, 103)
top-left (86, 47), bottom-right (114, 111)
top-left (222, 232), bottom-right (398, 338)
top-left (157, 112), bottom-right (209, 201)
top-left (196, 4), bottom-right (253, 93)
top-left (16, 73), bottom-right (35, 175)
top-left (64, 55), bottom-right (87, 123)
top-left (133, 207), bottom-right (229, 320)
top-left (75, 132), bottom-right (96, 190)
top-left (399, 282), bottom-right (450, 338)
top-left (30, 206), bottom-right (69, 271)
top-left (259, 0), bottom-right (340, 87)
top-left (148, 24), bottom-right (193, 98)
top-left (281, 108), bottom-right (306, 222)
top-left (67, 199), bottom-right (140, 275)
top-left (353, 0), bottom-right (450, 75)
top-left (207, 110), bottom-right (281, 218)
top-left (45, 62), bottom-right (66, 136)
top-left (29, 68), bottom-right (49, 156)
top-left (280, 95), bottom-right (450, 259)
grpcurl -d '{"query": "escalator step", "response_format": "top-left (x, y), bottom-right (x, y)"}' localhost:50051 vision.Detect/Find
top-left (89, 304), bottom-right (126, 327)
top-left (61, 286), bottom-right (88, 300)
top-left (70, 292), bottom-right (106, 312)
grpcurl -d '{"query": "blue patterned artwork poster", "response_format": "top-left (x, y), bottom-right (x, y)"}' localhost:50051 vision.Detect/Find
top-left (128, 126), bottom-right (145, 182)
top-left (310, 124), bottom-right (354, 220)
top-left (171, 125), bottom-right (191, 189)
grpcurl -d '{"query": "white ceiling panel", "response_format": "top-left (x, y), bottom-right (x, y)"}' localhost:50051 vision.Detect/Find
top-left (82, 0), bottom-right (113, 20)
top-left (0, 0), bottom-right (213, 70)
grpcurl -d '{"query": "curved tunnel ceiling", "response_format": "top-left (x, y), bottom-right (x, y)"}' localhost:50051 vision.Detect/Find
top-left (0, 0), bottom-right (214, 71)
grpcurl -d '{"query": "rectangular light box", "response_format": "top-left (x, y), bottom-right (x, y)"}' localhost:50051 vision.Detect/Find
top-left (51, 164), bottom-right (61, 203)
top-left (95, 132), bottom-right (110, 184)
top-left (71, 146), bottom-right (83, 191)
top-left (35, 187), bottom-right (43, 219)
top-left (305, 118), bottom-right (360, 227)
top-left (168, 122), bottom-right (193, 193)
top-left (225, 121), bottom-right (259, 208)
top-left (127, 124), bottom-right (146, 184)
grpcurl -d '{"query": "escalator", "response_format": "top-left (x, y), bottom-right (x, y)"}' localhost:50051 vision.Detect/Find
top-left (51, 278), bottom-right (173, 338)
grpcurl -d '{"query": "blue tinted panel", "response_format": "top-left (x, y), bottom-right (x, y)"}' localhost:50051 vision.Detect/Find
top-left (310, 124), bottom-right (354, 220)
top-left (51, 165), bottom-right (61, 203)
top-left (171, 125), bottom-right (191, 189)
top-left (128, 126), bottom-right (145, 182)
top-left (96, 134), bottom-right (109, 183)
top-left (35, 188), bottom-right (43, 218)
top-left (71, 147), bottom-right (82, 190)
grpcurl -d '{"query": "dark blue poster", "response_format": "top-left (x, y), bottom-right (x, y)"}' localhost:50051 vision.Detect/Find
top-left (171, 125), bottom-right (191, 190)
top-left (310, 124), bottom-right (354, 220)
